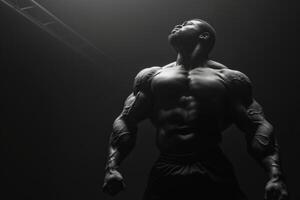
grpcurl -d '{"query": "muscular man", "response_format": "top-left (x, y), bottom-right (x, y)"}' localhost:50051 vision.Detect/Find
top-left (102, 19), bottom-right (288, 200)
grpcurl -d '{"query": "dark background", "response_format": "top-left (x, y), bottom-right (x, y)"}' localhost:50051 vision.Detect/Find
top-left (0, 0), bottom-right (299, 199)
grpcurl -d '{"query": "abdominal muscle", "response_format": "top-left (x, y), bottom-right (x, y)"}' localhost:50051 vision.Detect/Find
top-left (154, 106), bottom-right (224, 154)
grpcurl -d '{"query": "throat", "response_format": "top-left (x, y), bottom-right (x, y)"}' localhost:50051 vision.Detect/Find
top-left (176, 52), bottom-right (208, 70)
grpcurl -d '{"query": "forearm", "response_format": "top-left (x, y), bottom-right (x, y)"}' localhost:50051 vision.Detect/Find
top-left (245, 118), bottom-right (288, 198)
top-left (247, 122), bottom-right (284, 179)
top-left (105, 116), bottom-right (137, 171)
top-left (260, 146), bottom-right (282, 179)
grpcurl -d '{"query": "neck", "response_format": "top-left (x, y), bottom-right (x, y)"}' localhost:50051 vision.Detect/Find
top-left (176, 50), bottom-right (208, 70)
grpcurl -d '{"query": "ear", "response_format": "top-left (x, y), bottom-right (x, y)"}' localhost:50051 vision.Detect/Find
top-left (199, 32), bottom-right (210, 40)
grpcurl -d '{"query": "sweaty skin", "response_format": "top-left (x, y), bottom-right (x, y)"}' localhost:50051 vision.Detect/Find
top-left (103, 19), bottom-right (288, 200)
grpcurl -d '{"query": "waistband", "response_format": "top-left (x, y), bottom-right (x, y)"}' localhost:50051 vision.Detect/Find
top-left (158, 146), bottom-right (224, 164)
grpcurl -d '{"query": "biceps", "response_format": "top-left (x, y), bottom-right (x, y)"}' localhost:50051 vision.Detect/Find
top-left (120, 92), bottom-right (152, 123)
top-left (235, 100), bottom-right (275, 151)
top-left (234, 99), bottom-right (267, 133)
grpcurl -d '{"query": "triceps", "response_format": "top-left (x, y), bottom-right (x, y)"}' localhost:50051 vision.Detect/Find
top-left (121, 91), bottom-right (152, 122)
top-left (111, 91), bottom-right (152, 146)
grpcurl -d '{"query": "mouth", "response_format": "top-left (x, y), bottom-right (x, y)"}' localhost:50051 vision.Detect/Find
top-left (176, 125), bottom-right (193, 132)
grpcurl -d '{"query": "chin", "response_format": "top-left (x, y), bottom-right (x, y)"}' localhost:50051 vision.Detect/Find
top-left (168, 32), bottom-right (181, 47)
top-left (169, 33), bottom-right (192, 51)
top-left (167, 33), bottom-right (174, 44)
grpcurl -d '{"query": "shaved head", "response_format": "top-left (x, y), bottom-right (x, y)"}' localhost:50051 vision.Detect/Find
top-left (190, 19), bottom-right (216, 53)
top-left (168, 19), bottom-right (216, 55)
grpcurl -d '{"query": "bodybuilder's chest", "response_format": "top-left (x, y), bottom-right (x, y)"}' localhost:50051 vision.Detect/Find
top-left (151, 68), bottom-right (227, 100)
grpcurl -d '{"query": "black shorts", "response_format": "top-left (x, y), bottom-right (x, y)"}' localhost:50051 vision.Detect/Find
top-left (143, 147), bottom-right (247, 200)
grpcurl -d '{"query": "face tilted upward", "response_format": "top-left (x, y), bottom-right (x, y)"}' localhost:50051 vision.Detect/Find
top-left (168, 20), bottom-right (204, 50)
top-left (169, 20), bottom-right (202, 36)
top-left (168, 19), bottom-right (216, 55)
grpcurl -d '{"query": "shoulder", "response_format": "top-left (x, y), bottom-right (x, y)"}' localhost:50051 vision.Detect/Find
top-left (222, 69), bottom-right (252, 88)
top-left (207, 60), bottom-right (251, 88)
top-left (206, 60), bottom-right (251, 86)
top-left (162, 62), bottom-right (176, 69)
top-left (134, 66), bottom-right (161, 83)
top-left (133, 66), bottom-right (161, 94)
top-left (206, 60), bottom-right (228, 69)
top-left (222, 68), bottom-right (253, 105)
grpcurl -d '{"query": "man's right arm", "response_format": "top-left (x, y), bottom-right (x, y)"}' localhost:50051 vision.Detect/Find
top-left (103, 67), bottom-right (160, 196)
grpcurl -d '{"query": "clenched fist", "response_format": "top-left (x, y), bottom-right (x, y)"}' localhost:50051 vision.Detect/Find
top-left (264, 177), bottom-right (288, 200)
top-left (103, 169), bottom-right (125, 196)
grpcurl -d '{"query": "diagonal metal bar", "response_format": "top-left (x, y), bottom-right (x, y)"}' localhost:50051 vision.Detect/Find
top-left (1, 0), bottom-right (113, 65)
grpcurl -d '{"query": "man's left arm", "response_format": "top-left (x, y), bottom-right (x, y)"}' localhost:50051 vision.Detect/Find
top-left (228, 70), bottom-right (289, 200)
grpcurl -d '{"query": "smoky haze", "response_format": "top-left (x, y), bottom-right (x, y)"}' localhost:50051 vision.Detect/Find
top-left (0, 0), bottom-right (299, 200)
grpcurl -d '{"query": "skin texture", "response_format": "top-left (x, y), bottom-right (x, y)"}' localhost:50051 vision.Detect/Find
top-left (102, 19), bottom-right (288, 200)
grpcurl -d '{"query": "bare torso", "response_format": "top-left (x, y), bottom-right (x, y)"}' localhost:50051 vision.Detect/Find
top-left (104, 18), bottom-right (287, 197)
top-left (149, 61), bottom-right (233, 154)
